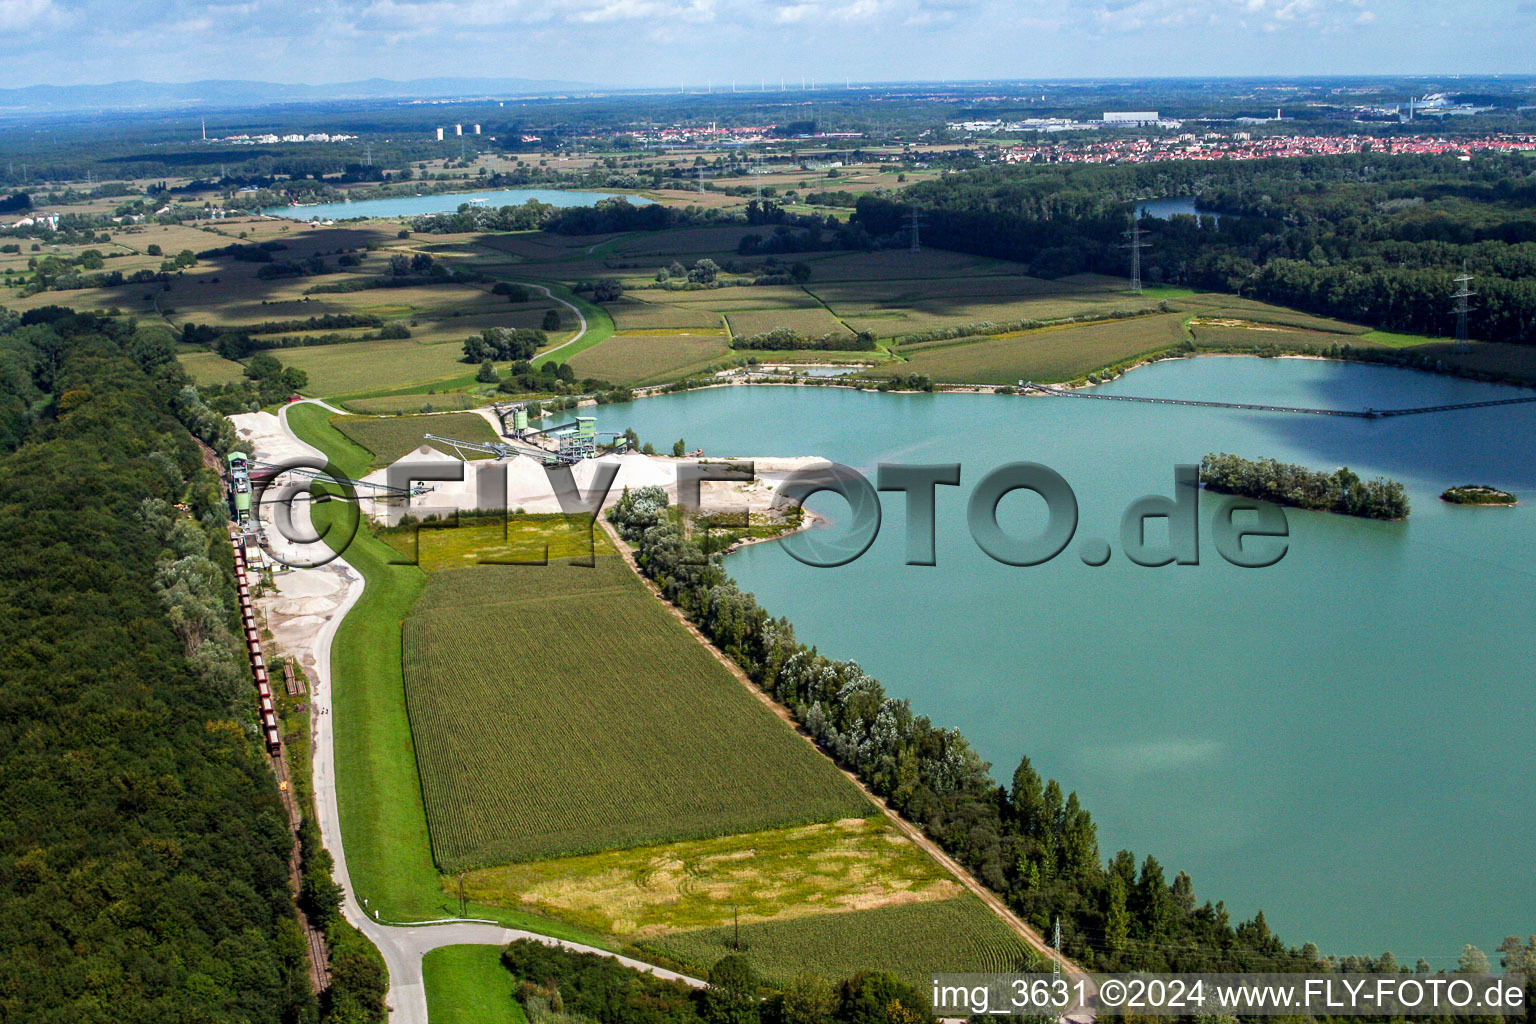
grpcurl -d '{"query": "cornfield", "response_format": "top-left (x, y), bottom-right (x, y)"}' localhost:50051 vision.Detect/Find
top-left (402, 558), bottom-right (871, 870)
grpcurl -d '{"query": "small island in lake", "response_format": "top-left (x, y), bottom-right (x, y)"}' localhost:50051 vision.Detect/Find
top-left (1201, 452), bottom-right (1411, 520)
top-left (1441, 485), bottom-right (1518, 506)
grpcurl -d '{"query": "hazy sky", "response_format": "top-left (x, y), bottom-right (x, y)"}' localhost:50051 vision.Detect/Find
top-left (0, 0), bottom-right (1530, 87)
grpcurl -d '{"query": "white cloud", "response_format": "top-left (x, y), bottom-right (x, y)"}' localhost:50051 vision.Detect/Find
top-left (0, 0), bottom-right (65, 32)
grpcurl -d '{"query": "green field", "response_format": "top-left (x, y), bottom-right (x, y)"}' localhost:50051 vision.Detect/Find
top-left (1188, 322), bottom-right (1383, 351)
top-left (178, 349), bottom-right (248, 384)
top-left (380, 514), bottom-right (613, 571)
top-left (401, 557), bottom-right (872, 870)
top-left (880, 312), bottom-right (1192, 384)
top-left (725, 306), bottom-right (852, 341)
top-left (605, 298), bottom-right (725, 331)
top-left (639, 897), bottom-right (1041, 990)
top-left (276, 335), bottom-right (478, 395)
top-left (456, 816), bottom-right (960, 938)
top-left (423, 945), bottom-right (527, 1024)
top-left (330, 411), bottom-right (501, 468)
top-left (342, 392), bottom-right (485, 414)
top-left (566, 333), bottom-right (733, 385)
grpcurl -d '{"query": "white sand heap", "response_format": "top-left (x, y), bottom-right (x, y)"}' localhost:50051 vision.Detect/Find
top-left (363, 449), bottom-right (830, 523)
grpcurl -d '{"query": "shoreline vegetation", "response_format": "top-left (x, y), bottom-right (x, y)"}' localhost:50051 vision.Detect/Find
top-left (607, 488), bottom-right (1330, 974)
top-left (1441, 484), bottom-right (1518, 506)
top-left (1200, 452), bottom-right (1411, 520)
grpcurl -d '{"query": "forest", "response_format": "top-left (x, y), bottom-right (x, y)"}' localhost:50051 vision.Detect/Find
top-left (0, 305), bottom-right (381, 1023)
top-left (853, 153), bottom-right (1536, 344)
top-left (0, 307), bottom-right (311, 1021)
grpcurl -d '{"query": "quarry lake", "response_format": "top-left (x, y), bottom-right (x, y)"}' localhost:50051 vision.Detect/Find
top-left (611, 357), bottom-right (1536, 965)
top-left (261, 188), bottom-right (647, 221)
top-left (1137, 195), bottom-right (1242, 224)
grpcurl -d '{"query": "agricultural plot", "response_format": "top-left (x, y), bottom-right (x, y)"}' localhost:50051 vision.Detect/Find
top-left (401, 558), bottom-right (871, 870)
top-left (605, 298), bottom-right (725, 330)
top-left (639, 896), bottom-right (1040, 990)
top-left (1189, 323), bottom-right (1386, 351)
top-left (566, 333), bottom-right (732, 385)
top-left (341, 392), bottom-right (483, 414)
top-left (725, 306), bottom-right (852, 341)
top-left (268, 335), bottom-right (473, 395)
top-left (612, 225), bottom-right (763, 257)
top-left (821, 275), bottom-right (1150, 341)
top-left (806, 250), bottom-right (1011, 282)
top-left (330, 411), bottom-right (502, 468)
top-left (454, 816), bottom-right (960, 938)
top-left (650, 285), bottom-right (817, 310)
top-left (380, 514), bottom-right (612, 571)
top-left (177, 349), bottom-right (247, 385)
top-left (1172, 294), bottom-right (1371, 334)
top-left (882, 312), bottom-right (1192, 384)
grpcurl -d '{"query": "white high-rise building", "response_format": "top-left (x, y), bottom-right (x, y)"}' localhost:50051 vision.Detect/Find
top-left (435, 127), bottom-right (444, 141)
top-left (455, 124), bottom-right (463, 136)
top-left (472, 124), bottom-right (481, 135)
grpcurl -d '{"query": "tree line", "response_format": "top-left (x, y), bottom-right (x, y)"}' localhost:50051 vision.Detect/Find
top-left (609, 488), bottom-right (1306, 972)
top-left (500, 939), bottom-right (934, 1024)
top-left (605, 487), bottom-right (1531, 985)
top-left (851, 153), bottom-right (1536, 345)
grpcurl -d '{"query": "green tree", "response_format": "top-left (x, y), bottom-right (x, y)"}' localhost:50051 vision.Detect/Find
top-left (673, 438), bottom-right (687, 457)
top-left (704, 955), bottom-right (759, 1024)
top-left (765, 974), bottom-right (835, 1024)
top-left (1459, 945), bottom-right (1492, 973)
top-left (543, 308), bottom-right (562, 331)
top-left (1106, 872), bottom-right (1131, 953)
top-left (476, 360), bottom-right (499, 383)
top-left (244, 351), bottom-right (282, 380)
top-left (835, 972), bottom-right (933, 1024)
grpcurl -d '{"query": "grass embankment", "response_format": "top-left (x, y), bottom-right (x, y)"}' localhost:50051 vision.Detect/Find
top-left (286, 402), bottom-right (373, 480)
top-left (423, 946), bottom-right (527, 1024)
top-left (402, 558), bottom-right (872, 869)
top-left (330, 411), bottom-right (502, 468)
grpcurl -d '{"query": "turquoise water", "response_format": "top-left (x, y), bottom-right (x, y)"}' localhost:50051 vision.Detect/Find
top-left (609, 358), bottom-right (1536, 966)
top-left (261, 188), bottom-right (647, 221)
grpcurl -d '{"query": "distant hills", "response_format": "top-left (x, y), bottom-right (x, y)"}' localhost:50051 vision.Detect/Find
top-left (0, 78), bottom-right (595, 113)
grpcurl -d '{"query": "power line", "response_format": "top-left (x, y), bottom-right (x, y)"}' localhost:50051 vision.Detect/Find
top-left (1123, 214), bottom-right (1151, 296)
top-left (906, 204), bottom-right (925, 254)
top-left (1451, 258), bottom-right (1475, 355)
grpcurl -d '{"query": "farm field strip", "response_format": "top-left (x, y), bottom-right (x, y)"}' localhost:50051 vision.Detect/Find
top-left (566, 333), bottom-right (733, 385)
top-left (875, 311), bottom-right (1194, 384)
top-left (402, 559), bottom-right (872, 870)
top-left (638, 896), bottom-right (1041, 991)
top-left (724, 306), bottom-right (853, 340)
top-left (454, 816), bottom-right (960, 939)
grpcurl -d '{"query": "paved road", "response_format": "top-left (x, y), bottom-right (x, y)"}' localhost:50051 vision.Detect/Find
top-left (526, 284), bottom-right (589, 361)
top-left (276, 402), bottom-right (704, 1024)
